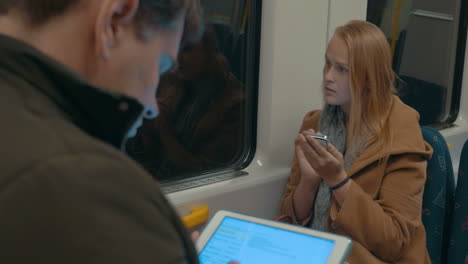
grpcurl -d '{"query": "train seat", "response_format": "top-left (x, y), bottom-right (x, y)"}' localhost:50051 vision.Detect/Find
top-left (447, 139), bottom-right (468, 263)
top-left (421, 126), bottom-right (455, 264)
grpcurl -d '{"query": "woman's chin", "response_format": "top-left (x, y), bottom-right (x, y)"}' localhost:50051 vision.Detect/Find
top-left (324, 96), bottom-right (337, 105)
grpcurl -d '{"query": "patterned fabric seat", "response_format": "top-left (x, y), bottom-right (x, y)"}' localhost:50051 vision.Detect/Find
top-left (421, 127), bottom-right (455, 264)
top-left (447, 139), bottom-right (468, 263)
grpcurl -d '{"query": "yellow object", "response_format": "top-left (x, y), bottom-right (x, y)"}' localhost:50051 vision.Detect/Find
top-left (390, 0), bottom-right (402, 57)
top-left (211, 13), bottom-right (231, 21)
top-left (447, 143), bottom-right (451, 149)
top-left (182, 205), bottom-right (210, 229)
top-left (241, 0), bottom-right (251, 33)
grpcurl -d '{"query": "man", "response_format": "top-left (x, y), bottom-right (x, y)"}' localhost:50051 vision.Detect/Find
top-left (0, 0), bottom-right (204, 263)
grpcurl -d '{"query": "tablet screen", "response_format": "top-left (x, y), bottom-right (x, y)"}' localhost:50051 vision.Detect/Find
top-left (199, 216), bottom-right (335, 264)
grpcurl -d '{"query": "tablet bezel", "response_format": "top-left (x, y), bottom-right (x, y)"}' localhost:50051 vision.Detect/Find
top-left (197, 210), bottom-right (352, 264)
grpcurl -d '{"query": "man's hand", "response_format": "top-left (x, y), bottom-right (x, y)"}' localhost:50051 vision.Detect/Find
top-left (191, 231), bottom-right (200, 243)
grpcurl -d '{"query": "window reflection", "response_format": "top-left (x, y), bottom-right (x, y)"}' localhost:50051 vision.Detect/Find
top-left (127, 26), bottom-right (246, 182)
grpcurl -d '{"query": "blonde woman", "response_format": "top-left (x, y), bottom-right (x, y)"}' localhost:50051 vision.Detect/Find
top-left (280, 20), bottom-right (432, 263)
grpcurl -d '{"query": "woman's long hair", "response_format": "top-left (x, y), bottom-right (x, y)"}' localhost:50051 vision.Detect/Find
top-left (334, 20), bottom-right (396, 162)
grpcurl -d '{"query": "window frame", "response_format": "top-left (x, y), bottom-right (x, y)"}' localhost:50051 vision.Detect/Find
top-left (445, 0), bottom-right (468, 127)
top-left (160, 0), bottom-right (263, 193)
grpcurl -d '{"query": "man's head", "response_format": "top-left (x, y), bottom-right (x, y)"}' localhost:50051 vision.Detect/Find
top-left (0, 0), bottom-right (203, 108)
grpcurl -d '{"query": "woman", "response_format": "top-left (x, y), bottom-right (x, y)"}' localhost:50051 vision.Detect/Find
top-left (280, 20), bottom-right (432, 263)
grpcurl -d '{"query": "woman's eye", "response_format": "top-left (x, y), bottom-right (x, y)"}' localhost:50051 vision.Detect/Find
top-left (338, 66), bottom-right (348, 73)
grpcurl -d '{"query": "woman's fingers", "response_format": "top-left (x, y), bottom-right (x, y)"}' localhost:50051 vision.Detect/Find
top-left (326, 142), bottom-right (344, 162)
top-left (298, 134), bottom-right (319, 161)
top-left (304, 134), bottom-right (327, 157)
top-left (295, 141), bottom-right (306, 160)
top-left (303, 128), bottom-right (316, 134)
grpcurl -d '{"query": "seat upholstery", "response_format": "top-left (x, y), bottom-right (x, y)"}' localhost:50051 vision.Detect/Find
top-left (421, 126), bottom-right (455, 264)
top-left (447, 139), bottom-right (468, 263)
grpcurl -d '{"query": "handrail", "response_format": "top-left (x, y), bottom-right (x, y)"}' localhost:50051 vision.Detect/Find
top-left (413, 10), bottom-right (454, 22)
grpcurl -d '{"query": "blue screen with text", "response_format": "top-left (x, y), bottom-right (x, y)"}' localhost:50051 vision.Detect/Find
top-left (199, 217), bottom-right (335, 264)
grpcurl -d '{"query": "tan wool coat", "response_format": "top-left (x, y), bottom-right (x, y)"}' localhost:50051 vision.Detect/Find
top-left (280, 96), bottom-right (433, 263)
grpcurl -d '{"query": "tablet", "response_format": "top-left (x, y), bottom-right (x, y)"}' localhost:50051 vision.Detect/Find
top-left (197, 210), bottom-right (352, 264)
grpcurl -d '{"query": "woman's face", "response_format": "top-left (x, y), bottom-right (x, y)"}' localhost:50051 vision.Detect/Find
top-left (323, 35), bottom-right (352, 115)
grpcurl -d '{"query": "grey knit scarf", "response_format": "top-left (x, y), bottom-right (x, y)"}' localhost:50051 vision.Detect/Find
top-left (309, 104), bottom-right (360, 231)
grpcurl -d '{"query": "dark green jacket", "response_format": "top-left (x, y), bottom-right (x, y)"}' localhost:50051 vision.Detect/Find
top-left (0, 34), bottom-right (198, 264)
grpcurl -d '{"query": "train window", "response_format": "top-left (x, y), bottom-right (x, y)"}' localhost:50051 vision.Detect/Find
top-left (126, 0), bottom-right (261, 191)
top-left (367, 0), bottom-right (467, 126)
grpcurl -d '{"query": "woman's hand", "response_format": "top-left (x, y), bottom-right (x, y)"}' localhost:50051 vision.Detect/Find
top-left (300, 131), bottom-right (347, 187)
top-left (295, 130), bottom-right (321, 187)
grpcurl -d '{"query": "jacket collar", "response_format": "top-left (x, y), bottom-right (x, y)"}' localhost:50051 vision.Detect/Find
top-left (0, 34), bottom-right (145, 150)
top-left (347, 96), bottom-right (432, 176)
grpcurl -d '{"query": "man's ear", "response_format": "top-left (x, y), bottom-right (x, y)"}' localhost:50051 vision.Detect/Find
top-left (94, 0), bottom-right (140, 59)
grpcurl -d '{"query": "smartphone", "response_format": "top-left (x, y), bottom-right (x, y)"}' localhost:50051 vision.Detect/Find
top-left (304, 132), bottom-right (328, 148)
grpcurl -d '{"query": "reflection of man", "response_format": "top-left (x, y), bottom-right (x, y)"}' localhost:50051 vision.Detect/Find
top-left (0, 0), bottom-right (203, 263)
top-left (127, 27), bottom-right (245, 181)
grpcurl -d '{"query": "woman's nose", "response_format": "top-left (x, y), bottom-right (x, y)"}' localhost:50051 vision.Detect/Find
top-left (324, 68), bottom-right (334, 82)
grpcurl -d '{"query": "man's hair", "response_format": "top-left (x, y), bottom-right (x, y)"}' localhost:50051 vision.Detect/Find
top-left (0, 0), bottom-right (203, 41)
top-left (0, 1), bottom-right (77, 23)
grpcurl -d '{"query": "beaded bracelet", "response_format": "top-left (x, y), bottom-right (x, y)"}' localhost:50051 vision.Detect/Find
top-left (329, 176), bottom-right (350, 191)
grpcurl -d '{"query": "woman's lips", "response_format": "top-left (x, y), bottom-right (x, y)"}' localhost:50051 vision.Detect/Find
top-left (325, 87), bottom-right (336, 94)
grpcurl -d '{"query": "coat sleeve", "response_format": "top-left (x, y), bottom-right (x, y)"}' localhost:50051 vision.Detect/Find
top-left (330, 152), bottom-right (429, 262)
top-left (158, 101), bottom-right (243, 171)
top-left (0, 152), bottom-right (196, 264)
top-left (279, 110), bottom-right (321, 225)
